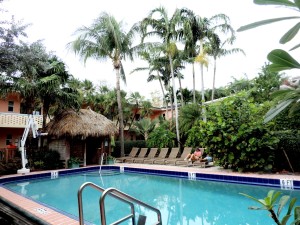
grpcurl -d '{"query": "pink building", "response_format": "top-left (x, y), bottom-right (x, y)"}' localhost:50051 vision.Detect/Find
top-left (0, 93), bottom-right (42, 149)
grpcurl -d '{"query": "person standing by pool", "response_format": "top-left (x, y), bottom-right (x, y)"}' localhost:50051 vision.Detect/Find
top-left (184, 147), bottom-right (202, 162)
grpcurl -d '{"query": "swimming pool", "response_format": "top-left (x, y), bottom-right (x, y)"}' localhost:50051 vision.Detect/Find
top-left (1, 166), bottom-right (300, 225)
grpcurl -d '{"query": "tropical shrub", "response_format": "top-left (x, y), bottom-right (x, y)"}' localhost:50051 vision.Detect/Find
top-left (273, 130), bottom-right (300, 172)
top-left (186, 92), bottom-right (279, 172)
top-left (146, 126), bottom-right (176, 148)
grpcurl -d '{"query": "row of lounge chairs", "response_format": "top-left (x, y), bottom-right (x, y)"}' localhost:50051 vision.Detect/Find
top-left (115, 147), bottom-right (209, 167)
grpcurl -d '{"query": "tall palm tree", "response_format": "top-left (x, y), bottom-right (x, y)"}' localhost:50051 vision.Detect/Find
top-left (69, 12), bottom-right (139, 156)
top-left (179, 8), bottom-right (205, 103)
top-left (38, 56), bottom-right (80, 128)
top-left (141, 6), bottom-right (182, 146)
top-left (206, 31), bottom-right (245, 101)
top-left (131, 48), bottom-right (169, 111)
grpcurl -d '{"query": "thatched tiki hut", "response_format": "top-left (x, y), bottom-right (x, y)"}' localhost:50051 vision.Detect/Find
top-left (46, 108), bottom-right (118, 168)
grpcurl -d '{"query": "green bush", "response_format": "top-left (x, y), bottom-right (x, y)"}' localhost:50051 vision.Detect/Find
top-left (273, 130), bottom-right (300, 172)
top-left (29, 148), bottom-right (63, 170)
top-left (186, 92), bottom-right (279, 172)
top-left (146, 126), bottom-right (176, 148)
top-left (44, 150), bottom-right (63, 169)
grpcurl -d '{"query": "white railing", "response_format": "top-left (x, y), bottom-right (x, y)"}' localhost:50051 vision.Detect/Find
top-left (0, 113), bottom-right (43, 128)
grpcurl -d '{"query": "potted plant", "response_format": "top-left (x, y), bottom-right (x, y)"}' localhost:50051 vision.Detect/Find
top-left (106, 155), bottom-right (115, 165)
top-left (68, 157), bottom-right (81, 168)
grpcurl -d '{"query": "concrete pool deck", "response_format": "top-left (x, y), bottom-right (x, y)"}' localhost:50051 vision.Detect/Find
top-left (0, 163), bottom-right (299, 224)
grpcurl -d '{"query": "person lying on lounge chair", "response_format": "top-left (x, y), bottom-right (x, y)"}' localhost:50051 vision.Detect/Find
top-left (184, 148), bottom-right (202, 162)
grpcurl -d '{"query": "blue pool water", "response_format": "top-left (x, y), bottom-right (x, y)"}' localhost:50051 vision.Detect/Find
top-left (3, 170), bottom-right (300, 225)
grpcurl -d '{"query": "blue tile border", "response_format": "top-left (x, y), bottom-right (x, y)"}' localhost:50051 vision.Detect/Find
top-left (0, 165), bottom-right (299, 190)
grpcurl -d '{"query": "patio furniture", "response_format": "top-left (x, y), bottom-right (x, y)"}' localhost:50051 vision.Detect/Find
top-left (126, 148), bottom-right (148, 163)
top-left (143, 148), bottom-right (169, 164)
top-left (134, 148), bottom-right (158, 164)
top-left (153, 147), bottom-right (180, 165)
top-left (115, 147), bottom-right (139, 163)
top-left (165, 147), bottom-right (193, 166)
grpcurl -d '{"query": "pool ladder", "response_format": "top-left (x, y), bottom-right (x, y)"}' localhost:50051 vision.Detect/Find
top-left (78, 182), bottom-right (162, 225)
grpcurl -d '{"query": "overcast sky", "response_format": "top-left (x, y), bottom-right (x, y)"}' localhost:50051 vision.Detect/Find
top-left (2, 0), bottom-right (299, 99)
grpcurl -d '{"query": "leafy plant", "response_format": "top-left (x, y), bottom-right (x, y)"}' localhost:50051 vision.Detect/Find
top-left (106, 155), bottom-right (115, 160)
top-left (240, 190), bottom-right (300, 225)
top-left (146, 126), bottom-right (176, 148)
top-left (186, 92), bottom-right (279, 172)
top-left (68, 157), bottom-right (81, 165)
top-left (33, 160), bottom-right (44, 169)
top-left (237, 0), bottom-right (300, 122)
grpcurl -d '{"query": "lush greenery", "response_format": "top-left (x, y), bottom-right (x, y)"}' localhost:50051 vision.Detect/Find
top-left (1, 1), bottom-right (300, 173)
top-left (186, 92), bottom-right (279, 172)
top-left (30, 149), bottom-right (64, 170)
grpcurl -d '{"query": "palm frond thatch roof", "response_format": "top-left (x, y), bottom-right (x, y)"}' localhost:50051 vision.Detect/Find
top-left (46, 108), bottom-right (118, 138)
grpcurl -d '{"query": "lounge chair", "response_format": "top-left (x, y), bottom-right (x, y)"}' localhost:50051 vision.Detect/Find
top-left (126, 148), bottom-right (148, 163)
top-left (153, 147), bottom-right (180, 165)
top-left (165, 147), bottom-right (193, 166)
top-left (115, 147), bottom-right (139, 163)
top-left (143, 148), bottom-right (169, 164)
top-left (134, 148), bottom-right (158, 164)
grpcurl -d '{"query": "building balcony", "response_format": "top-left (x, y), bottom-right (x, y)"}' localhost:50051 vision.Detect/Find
top-left (0, 113), bottom-right (43, 129)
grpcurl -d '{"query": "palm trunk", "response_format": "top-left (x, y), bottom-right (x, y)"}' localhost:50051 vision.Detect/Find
top-left (158, 75), bottom-right (169, 120)
top-left (200, 63), bottom-right (206, 122)
top-left (212, 57), bottom-right (217, 101)
top-left (167, 82), bottom-right (173, 126)
top-left (116, 69), bottom-right (125, 157)
top-left (178, 75), bottom-right (184, 106)
top-left (158, 73), bottom-right (167, 109)
top-left (192, 63), bottom-right (196, 103)
top-left (169, 54), bottom-right (180, 146)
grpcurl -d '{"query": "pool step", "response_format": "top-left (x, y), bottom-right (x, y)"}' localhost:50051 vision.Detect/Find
top-left (137, 215), bottom-right (146, 225)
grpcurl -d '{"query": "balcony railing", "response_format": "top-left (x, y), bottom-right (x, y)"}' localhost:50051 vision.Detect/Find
top-left (0, 113), bottom-right (43, 128)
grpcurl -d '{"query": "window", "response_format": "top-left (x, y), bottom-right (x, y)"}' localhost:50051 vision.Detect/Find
top-left (6, 134), bottom-right (12, 145)
top-left (8, 101), bottom-right (14, 112)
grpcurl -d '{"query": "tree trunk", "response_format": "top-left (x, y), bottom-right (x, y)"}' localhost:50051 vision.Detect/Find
top-left (158, 75), bottom-right (169, 120)
top-left (200, 63), bottom-right (206, 122)
top-left (178, 75), bottom-right (184, 106)
top-left (116, 69), bottom-right (125, 157)
top-left (192, 63), bottom-right (196, 103)
top-left (158, 73), bottom-right (167, 109)
top-left (169, 54), bottom-right (180, 146)
top-left (211, 57), bottom-right (217, 101)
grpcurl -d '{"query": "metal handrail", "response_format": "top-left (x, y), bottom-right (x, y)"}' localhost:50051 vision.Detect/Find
top-left (100, 187), bottom-right (162, 225)
top-left (77, 182), bottom-right (162, 225)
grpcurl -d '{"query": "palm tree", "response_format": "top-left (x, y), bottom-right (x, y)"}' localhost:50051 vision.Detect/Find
top-left (130, 118), bottom-right (158, 141)
top-left (141, 6), bottom-right (182, 146)
top-left (127, 92), bottom-right (144, 128)
top-left (131, 49), bottom-right (169, 110)
top-left (0, 43), bottom-right (80, 128)
top-left (69, 12), bottom-right (139, 156)
top-left (179, 8), bottom-right (204, 103)
top-left (38, 56), bottom-right (80, 127)
top-left (206, 31), bottom-right (245, 101)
